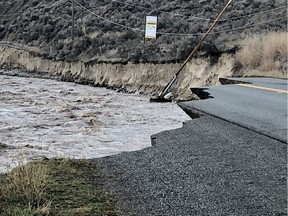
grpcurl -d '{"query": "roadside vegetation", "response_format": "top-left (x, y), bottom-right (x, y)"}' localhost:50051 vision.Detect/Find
top-left (235, 32), bottom-right (287, 74)
top-left (0, 158), bottom-right (117, 216)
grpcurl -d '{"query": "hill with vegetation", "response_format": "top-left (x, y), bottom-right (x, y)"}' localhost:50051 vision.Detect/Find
top-left (0, 0), bottom-right (286, 63)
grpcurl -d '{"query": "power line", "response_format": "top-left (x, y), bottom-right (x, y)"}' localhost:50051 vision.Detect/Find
top-left (111, 0), bottom-right (208, 21)
top-left (158, 16), bottom-right (287, 36)
top-left (74, 0), bottom-right (144, 32)
top-left (74, 0), bottom-right (287, 37)
top-left (220, 6), bottom-right (287, 22)
top-left (1, 0), bottom-right (285, 23)
top-left (214, 16), bottom-right (287, 34)
top-left (2, 0), bottom-right (284, 37)
top-left (112, 0), bottom-right (287, 22)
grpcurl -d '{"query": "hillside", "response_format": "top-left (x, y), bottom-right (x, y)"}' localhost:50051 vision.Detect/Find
top-left (0, 0), bottom-right (287, 63)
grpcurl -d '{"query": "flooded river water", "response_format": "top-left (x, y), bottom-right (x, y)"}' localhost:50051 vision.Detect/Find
top-left (0, 72), bottom-right (190, 172)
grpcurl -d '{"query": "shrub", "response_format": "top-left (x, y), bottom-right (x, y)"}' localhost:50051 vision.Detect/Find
top-left (26, 31), bottom-right (40, 42)
top-left (43, 24), bottom-right (54, 36)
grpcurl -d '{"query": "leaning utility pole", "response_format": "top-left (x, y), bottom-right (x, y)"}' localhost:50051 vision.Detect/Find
top-left (71, 0), bottom-right (75, 43)
top-left (151, 0), bottom-right (234, 102)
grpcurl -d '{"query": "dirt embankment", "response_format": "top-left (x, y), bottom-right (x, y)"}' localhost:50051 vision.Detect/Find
top-left (1, 42), bottom-right (286, 99)
top-left (0, 45), bottom-right (238, 99)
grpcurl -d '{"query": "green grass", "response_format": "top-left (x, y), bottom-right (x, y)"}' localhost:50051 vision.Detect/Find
top-left (0, 158), bottom-right (117, 216)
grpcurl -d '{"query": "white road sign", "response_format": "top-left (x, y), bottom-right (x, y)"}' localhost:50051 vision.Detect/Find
top-left (145, 16), bottom-right (158, 39)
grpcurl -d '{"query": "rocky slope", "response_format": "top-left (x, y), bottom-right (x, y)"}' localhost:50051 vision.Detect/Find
top-left (0, 0), bottom-right (287, 63)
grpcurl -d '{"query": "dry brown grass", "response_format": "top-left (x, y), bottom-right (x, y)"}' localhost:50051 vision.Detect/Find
top-left (0, 158), bottom-right (117, 215)
top-left (0, 161), bottom-right (50, 215)
top-left (235, 32), bottom-right (288, 73)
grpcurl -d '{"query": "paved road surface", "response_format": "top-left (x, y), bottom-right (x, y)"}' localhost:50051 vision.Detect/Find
top-left (180, 78), bottom-right (287, 143)
top-left (223, 77), bottom-right (287, 91)
top-left (94, 116), bottom-right (287, 215)
top-left (91, 78), bottom-right (287, 215)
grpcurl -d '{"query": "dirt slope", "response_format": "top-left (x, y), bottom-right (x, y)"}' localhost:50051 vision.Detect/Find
top-left (0, 46), bottom-right (238, 99)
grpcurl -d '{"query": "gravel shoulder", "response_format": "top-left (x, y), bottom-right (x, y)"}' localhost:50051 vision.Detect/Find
top-left (92, 115), bottom-right (287, 216)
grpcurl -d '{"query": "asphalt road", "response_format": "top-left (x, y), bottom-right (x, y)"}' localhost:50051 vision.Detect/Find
top-left (91, 77), bottom-right (287, 215)
top-left (180, 78), bottom-right (288, 143)
top-left (223, 77), bottom-right (288, 90)
top-left (93, 116), bottom-right (287, 215)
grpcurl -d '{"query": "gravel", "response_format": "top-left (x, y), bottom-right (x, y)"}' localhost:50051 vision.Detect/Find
top-left (92, 115), bottom-right (287, 216)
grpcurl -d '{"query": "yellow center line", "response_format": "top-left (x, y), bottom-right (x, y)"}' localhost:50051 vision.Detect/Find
top-left (237, 83), bottom-right (288, 94)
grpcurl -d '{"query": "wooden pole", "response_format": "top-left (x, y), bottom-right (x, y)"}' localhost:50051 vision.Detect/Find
top-left (158, 0), bottom-right (234, 98)
top-left (176, 0), bottom-right (234, 76)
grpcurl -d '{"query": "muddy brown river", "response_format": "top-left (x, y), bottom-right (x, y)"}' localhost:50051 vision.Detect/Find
top-left (0, 73), bottom-right (190, 172)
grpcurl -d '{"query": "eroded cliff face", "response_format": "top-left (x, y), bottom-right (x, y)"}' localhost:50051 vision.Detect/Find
top-left (0, 46), bottom-right (240, 99)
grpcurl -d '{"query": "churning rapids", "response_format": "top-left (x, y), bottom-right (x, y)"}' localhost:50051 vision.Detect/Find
top-left (0, 72), bottom-right (190, 173)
